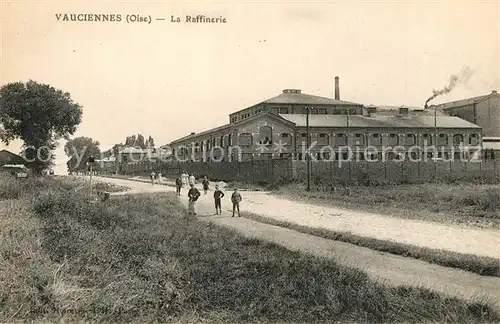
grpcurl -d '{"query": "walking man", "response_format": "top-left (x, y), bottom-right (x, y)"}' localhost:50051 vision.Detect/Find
top-left (189, 174), bottom-right (196, 186)
top-left (213, 185), bottom-right (225, 215)
top-left (188, 184), bottom-right (201, 216)
top-left (202, 176), bottom-right (209, 195)
top-left (175, 175), bottom-right (182, 196)
top-left (150, 171), bottom-right (156, 185)
top-left (231, 188), bottom-right (242, 217)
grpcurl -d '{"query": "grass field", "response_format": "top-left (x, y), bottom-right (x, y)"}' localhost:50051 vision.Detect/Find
top-left (1, 175), bottom-right (499, 323)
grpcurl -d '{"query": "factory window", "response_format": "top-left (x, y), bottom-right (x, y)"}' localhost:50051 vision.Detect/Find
top-left (259, 126), bottom-right (273, 145)
top-left (317, 133), bottom-right (329, 145)
top-left (331, 110), bottom-right (342, 115)
top-left (354, 133), bottom-right (365, 146)
top-left (335, 133), bottom-right (348, 146)
top-left (280, 133), bottom-right (292, 146)
top-left (453, 134), bottom-right (464, 146)
top-left (405, 134), bottom-right (416, 146)
top-left (299, 133), bottom-right (308, 146)
top-left (238, 133), bottom-right (253, 146)
top-left (301, 107), bottom-right (308, 114)
top-left (349, 108), bottom-right (357, 115)
top-left (469, 134), bottom-right (480, 146)
top-left (318, 108), bottom-right (327, 114)
top-left (422, 134), bottom-right (433, 146)
top-left (388, 133), bottom-right (399, 146)
top-left (279, 107), bottom-right (289, 114)
top-left (368, 133), bottom-right (382, 146)
top-left (438, 134), bottom-right (448, 146)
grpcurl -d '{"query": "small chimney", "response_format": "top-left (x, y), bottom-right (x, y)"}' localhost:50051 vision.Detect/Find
top-left (493, 90), bottom-right (497, 94)
top-left (190, 132), bottom-right (195, 135)
top-left (334, 76), bottom-right (340, 100)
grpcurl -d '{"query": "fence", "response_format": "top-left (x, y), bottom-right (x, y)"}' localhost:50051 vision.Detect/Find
top-left (114, 158), bottom-right (500, 185)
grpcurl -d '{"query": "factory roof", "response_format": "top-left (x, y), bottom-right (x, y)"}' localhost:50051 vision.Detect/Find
top-left (433, 91), bottom-right (499, 110)
top-left (260, 89), bottom-right (362, 106)
top-left (279, 114), bottom-right (481, 129)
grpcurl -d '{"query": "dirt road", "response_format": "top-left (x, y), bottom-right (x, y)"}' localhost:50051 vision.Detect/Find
top-left (97, 176), bottom-right (500, 259)
top-left (92, 176), bottom-right (500, 310)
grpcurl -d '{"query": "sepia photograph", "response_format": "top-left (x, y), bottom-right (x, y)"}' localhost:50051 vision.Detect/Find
top-left (1, 0), bottom-right (499, 323)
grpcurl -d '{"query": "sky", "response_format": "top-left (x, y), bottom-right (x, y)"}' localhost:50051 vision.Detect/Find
top-left (1, 0), bottom-right (499, 174)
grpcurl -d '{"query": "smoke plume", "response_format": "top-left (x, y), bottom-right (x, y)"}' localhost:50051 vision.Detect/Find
top-left (424, 66), bottom-right (474, 108)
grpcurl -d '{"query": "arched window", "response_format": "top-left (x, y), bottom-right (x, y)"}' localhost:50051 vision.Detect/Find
top-left (405, 134), bottom-right (416, 146)
top-left (422, 134), bottom-right (433, 145)
top-left (335, 133), bottom-right (347, 146)
top-left (220, 136), bottom-right (224, 147)
top-left (388, 134), bottom-right (399, 146)
top-left (194, 142), bottom-right (200, 153)
top-left (228, 134), bottom-right (232, 146)
top-left (354, 133), bottom-right (365, 146)
top-left (259, 126), bottom-right (272, 145)
top-left (469, 134), bottom-right (479, 145)
top-left (368, 133), bottom-right (382, 146)
top-left (238, 133), bottom-right (253, 146)
top-left (453, 134), bottom-right (464, 146)
top-left (438, 134), bottom-right (448, 146)
top-left (317, 133), bottom-right (329, 145)
top-left (280, 133), bottom-right (292, 146)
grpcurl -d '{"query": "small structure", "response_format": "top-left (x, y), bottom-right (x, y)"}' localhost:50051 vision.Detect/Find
top-left (0, 164), bottom-right (30, 178)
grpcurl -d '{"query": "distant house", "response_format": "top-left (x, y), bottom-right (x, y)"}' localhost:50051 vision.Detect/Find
top-left (0, 150), bottom-right (25, 167)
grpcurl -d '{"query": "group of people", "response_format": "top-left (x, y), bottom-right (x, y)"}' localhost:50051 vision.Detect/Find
top-left (149, 171), bottom-right (163, 185)
top-left (175, 172), bottom-right (242, 217)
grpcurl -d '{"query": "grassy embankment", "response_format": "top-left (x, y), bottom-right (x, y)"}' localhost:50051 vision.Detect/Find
top-left (1, 175), bottom-right (498, 323)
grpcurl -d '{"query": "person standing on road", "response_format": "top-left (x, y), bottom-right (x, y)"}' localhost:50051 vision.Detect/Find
top-left (231, 188), bottom-right (242, 217)
top-left (175, 175), bottom-right (182, 196)
top-left (150, 171), bottom-right (156, 185)
top-left (189, 174), bottom-right (196, 186)
top-left (181, 171), bottom-right (188, 186)
top-left (213, 185), bottom-right (225, 215)
top-left (202, 176), bottom-right (209, 195)
top-left (187, 183), bottom-right (201, 216)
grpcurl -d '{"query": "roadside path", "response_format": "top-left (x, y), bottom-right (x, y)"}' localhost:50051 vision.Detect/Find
top-left (92, 176), bottom-right (500, 310)
top-left (98, 176), bottom-right (500, 259)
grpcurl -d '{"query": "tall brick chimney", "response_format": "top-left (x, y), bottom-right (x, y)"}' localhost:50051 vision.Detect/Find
top-left (334, 76), bottom-right (340, 100)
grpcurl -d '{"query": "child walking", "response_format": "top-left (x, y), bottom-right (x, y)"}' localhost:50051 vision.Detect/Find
top-left (187, 184), bottom-right (201, 216)
top-left (231, 188), bottom-right (242, 217)
top-left (202, 176), bottom-right (209, 195)
top-left (175, 175), bottom-right (182, 196)
top-left (213, 185), bottom-right (225, 215)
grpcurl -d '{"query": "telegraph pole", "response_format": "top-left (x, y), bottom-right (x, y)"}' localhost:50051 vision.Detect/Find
top-left (434, 106), bottom-right (437, 185)
top-left (347, 106), bottom-right (351, 181)
top-left (88, 156), bottom-right (95, 200)
top-left (306, 106), bottom-right (311, 191)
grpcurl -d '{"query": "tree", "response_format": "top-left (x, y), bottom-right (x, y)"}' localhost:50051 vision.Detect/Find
top-left (64, 136), bottom-right (100, 173)
top-left (147, 135), bottom-right (155, 148)
top-left (136, 134), bottom-right (146, 149)
top-left (0, 80), bottom-right (83, 173)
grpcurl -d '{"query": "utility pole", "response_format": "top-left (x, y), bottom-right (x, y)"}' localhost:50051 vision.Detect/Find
top-left (434, 106), bottom-right (437, 185)
top-left (88, 156), bottom-right (95, 200)
top-left (306, 105), bottom-right (311, 191)
top-left (347, 107), bottom-right (351, 182)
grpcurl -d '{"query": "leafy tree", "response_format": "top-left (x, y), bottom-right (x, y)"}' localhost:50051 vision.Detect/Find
top-left (147, 135), bottom-right (155, 148)
top-left (0, 80), bottom-right (82, 173)
top-left (64, 136), bottom-right (100, 173)
top-left (136, 134), bottom-right (146, 149)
